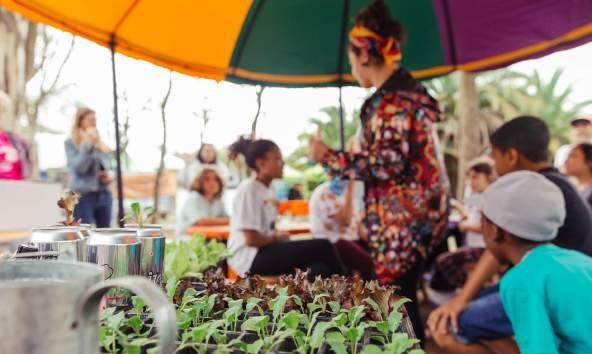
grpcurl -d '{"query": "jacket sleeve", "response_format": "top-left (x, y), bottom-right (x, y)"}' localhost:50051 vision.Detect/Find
top-left (65, 140), bottom-right (96, 175)
top-left (323, 96), bottom-right (412, 182)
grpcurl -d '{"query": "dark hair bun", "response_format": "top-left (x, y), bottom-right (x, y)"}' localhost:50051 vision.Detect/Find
top-left (355, 0), bottom-right (404, 43)
top-left (228, 136), bottom-right (279, 171)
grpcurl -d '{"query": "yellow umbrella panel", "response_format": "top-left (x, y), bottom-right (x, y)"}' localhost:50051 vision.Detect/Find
top-left (0, 0), bottom-right (253, 81)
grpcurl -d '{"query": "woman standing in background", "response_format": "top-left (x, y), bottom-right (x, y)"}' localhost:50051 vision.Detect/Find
top-left (65, 107), bottom-right (113, 227)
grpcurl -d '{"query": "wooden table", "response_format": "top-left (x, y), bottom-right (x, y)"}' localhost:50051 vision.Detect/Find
top-left (187, 221), bottom-right (311, 241)
top-left (0, 230), bottom-right (30, 244)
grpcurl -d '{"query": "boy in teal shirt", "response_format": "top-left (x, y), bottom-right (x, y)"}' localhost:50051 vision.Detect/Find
top-left (481, 171), bottom-right (592, 354)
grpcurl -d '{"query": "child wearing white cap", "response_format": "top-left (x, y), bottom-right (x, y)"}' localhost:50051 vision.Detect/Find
top-left (480, 171), bottom-right (592, 354)
top-left (429, 116), bottom-right (592, 354)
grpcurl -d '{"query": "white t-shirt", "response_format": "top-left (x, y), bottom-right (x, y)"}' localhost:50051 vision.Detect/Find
top-left (463, 194), bottom-right (485, 248)
top-left (554, 144), bottom-right (573, 169)
top-left (176, 192), bottom-right (228, 236)
top-left (309, 181), bottom-right (362, 243)
top-left (227, 178), bottom-right (277, 277)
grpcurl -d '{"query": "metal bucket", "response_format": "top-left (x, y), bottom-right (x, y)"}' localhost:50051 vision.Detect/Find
top-left (0, 260), bottom-right (176, 354)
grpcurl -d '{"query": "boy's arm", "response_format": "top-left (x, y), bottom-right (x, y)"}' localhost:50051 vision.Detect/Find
top-left (428, 250), bottom-right (500, 333)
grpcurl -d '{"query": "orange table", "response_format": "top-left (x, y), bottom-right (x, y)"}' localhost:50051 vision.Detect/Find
top-left (187, 221), bottom-right (311, 241)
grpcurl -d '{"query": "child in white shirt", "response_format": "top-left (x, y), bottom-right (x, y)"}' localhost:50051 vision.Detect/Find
top-left (227, 138), bottom-right (345, 278)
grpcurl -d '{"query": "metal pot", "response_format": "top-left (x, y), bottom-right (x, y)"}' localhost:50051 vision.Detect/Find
top-left (125, 224), bottom-right (166, 285)
top-left (87, 228), bottom-right (140, 279)
top-left (47, 224), bottom-right (92, 237)
top-left (28, 227), bottom-right (87, 262)
top-left (0, 260), bottom-right (176, 354)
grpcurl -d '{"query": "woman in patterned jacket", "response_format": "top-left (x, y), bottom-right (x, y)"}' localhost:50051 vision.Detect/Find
top-left (309, 0), bottom-right (449, 343)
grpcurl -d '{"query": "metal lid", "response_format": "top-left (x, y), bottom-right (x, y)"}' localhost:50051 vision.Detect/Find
top-left (88, 228), bottom-right (139, 246)
top-left (30, 228), bottom-right (85, 243)
top-left (124, 224), bottom-right (162, 229)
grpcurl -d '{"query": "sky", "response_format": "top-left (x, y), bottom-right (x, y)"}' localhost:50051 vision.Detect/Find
top-left (32, 28), bottom-right (592, 173)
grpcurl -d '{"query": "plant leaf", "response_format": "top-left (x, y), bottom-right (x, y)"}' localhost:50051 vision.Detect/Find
top-left (375, 321), bottom-right (390, 336)
top-left (246, 339), bottom-right (264, 354)
top-left (191, 323), bottom-right (209, 343)
top-left (132, 296), bottom-right (145, 314)
top-left (360, 344), bottom-right (384, 354)
top-left (127, 315), bottom-right (143, 333)
top-left (280, 310), bottom-right (300, 330)
top-left (328, 301), bottom-right (341, 314)
top-left (310, 321), bottom-right (333, 349)
top-left (131, 202), bottom-right (141, 216)
top-left (325, 331), bottom-right (348, 354)
top-left (241, 315), bottom-right (269, 333)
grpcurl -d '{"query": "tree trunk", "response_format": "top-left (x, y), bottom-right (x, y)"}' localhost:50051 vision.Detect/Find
top-left (153, 74), bottom-right (173, 222)
top-left (457, 71), bottom-right (483, 199)
top-left (250, 85), bottom-right (265, 140)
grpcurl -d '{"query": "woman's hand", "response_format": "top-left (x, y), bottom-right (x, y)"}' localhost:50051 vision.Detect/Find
top-left (97, 171), bottom-right (113, 185)
top-left (79, 127), bottom-right (99, 145)
top-left (308, 137), bottom-right (329, 163)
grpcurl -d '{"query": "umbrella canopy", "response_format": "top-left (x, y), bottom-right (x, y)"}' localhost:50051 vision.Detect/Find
top-left (1, 0), bottom-right (591, 87)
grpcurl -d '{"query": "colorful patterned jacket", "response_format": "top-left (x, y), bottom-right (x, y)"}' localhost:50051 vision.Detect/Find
top-left (324, 68), bottom-right (450, 284)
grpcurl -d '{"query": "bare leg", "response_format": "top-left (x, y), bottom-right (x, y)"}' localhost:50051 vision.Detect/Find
top-left (431, 331), bottom-right (492, 354)
top-left (482, 338), bottom-right (520, 354)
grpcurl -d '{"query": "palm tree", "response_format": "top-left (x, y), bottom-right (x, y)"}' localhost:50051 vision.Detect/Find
top-left (287, 106), bottom-right (360, 171)
top-left (425, 68), bottom-right (591, 197)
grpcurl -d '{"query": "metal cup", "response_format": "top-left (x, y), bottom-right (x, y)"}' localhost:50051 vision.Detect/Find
top-left (87, 228), bottom-right (140, 306)
top-left (26, 227), bottom-right (87, 262)
top-left (125, 224), bottom-right (166, 285)
top-left (46, 224), bottom-right (92, 238)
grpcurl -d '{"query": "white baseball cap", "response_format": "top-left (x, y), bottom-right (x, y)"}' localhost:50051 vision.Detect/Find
top-left (481, 171), bottom-right (566, 242)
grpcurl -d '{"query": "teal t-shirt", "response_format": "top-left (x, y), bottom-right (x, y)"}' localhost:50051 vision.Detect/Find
top-left (500, 244), bottom-right (592, 354)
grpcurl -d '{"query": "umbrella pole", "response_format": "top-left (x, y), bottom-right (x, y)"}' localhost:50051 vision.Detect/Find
top-left (339, 86), bottom-right (345, 150)
top-left (337, 0), bottom-right (349, 151)
top-left (109, 36), bottom-right (125, 227)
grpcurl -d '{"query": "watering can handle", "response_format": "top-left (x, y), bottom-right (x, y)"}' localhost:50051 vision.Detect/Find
top-left (75, 277), bottom-right (177, 354)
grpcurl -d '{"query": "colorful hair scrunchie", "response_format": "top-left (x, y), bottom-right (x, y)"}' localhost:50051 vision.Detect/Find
top-left (349, 25), bottom-right (402, 65)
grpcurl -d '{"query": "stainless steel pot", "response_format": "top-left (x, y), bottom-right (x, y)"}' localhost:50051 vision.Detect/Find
top-left (28, 227), bottom-right (87, 261)
top-left (87, 228), bottom-right (140, 279)
top-left (125, 224), bottom-right (165, 285)
top-left (87, 229), bottom-right (140, 306)
top-left (0, 260), bottom-right (176, 354)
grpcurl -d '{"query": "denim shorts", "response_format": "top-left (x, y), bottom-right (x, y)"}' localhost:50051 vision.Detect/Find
top-left (453, 285), bottom-right (514, 344)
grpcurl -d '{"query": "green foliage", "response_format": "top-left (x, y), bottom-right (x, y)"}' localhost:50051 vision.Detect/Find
top-left (287, 106), bottom-right (360, 171)
top-left (164, 235), bottom-right (228, 299)
top-left (121, 202), bottom-right (154, 227)
top-left (100, 270), bottom-right (423, 354)
top-left (426, 69), bottom-right (592, 153)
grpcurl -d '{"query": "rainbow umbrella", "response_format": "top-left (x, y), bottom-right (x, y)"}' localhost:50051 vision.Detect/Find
top-left (2, 0), bottom-right (591, 220)
top-left (1, 0), bottom-right (591, 85)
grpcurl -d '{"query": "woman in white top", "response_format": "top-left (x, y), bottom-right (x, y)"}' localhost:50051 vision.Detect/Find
top-left (177, 168), bottom-right (229, 236)
top-left (227, 137), bottom-right (345, 278)
top-left (309, 179), bottom-right (375, 279)
top-left (179, 143), bottom-right (229, 190)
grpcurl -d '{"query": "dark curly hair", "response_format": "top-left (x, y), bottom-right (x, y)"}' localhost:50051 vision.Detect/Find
top-left (350, 0), bottom-right (405, 65)
top-left (575, 143), bottom-right (592, 173)
top-left (228, 136), bottom-right (279, 172)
